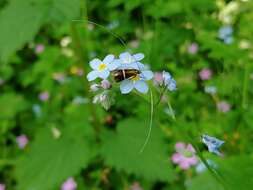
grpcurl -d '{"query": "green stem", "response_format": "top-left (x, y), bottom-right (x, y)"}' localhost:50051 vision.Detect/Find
top-left (242, 62), bottom-right (249, 109)
top-left (154, 85), bottom-right (167, 107)
top-left (139, 89), bottom-right (154, 153)
top-left (167, 99), bottom-right (176, 120)
top-left (71, 1), bottom-right (100, 136)
top-left (188, 137), bottom-right (229, 190)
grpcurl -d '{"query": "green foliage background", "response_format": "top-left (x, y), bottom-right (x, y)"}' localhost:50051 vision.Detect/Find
top-left (0, 0), bottom-right (253, 189)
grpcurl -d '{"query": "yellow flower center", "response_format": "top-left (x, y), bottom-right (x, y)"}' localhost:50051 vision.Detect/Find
top-left (98, 63), bottom-right (107, 71)
top-left (131, 75), bottom-right (140, 81)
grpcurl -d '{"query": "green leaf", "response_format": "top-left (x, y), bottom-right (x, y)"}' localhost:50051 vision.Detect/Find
top-left (0, 93), bottom-right (27, 119)
top-left (15, 105), bottom-right (93, 190)
top-left (0, 0), bottom-right (80, 62)
top-left (101, 118), bottom-right (175, 182)
top-left (187, 156), bottom-right (253, 190)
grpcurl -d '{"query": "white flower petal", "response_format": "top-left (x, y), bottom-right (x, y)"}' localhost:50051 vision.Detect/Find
top-left (133, 53), bottom-right (144, 61)
top-left (87, 71), bottom-right (98, 81)
top-left (141, 70), bottom-right (153, 80)
top-left (90, 58), bottom-right (102, 70)
top-left (97, 70), bottom-right (110, 79)
top-left (120, 79), bottom-right (134, 94)
top-left (119, 52), bottom-right (131, 60)
top-left (134, 80), bottom-right (149, 94)
top-left (108, 59), bottom-right (120, 71)
top-left (103, 54), bottom-right (115, 64)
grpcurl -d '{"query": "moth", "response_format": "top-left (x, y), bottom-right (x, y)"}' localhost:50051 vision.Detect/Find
top-left (112, 69), bottom-right (140, 82)
top-left (201, 134), bottom-right (225, 156)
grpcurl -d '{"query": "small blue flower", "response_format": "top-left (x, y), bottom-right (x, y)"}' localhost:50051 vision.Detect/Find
top-left (115, 52), bottom-right (145, 70)
top-left (218, 26), bottom-right (234, 44)
top-left (204, 85), bottom-right (217, 94)
top-left (162, 71), bottom-right (177, 91)
top-left (201, 134), bottom-right (225, 156)
top-left (120, 70), bottom-right (153, 94)
top-left (87, 54), bottom-right (120, 81)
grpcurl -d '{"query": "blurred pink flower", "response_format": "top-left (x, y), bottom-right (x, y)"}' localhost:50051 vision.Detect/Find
top-left (16, 135), bottom-right (28, 149)
top-left (0, 184), bottom-right (5, 190)
top-left (129, 182), bottom-right (143, 190)
top-left (61, 177), bottom-right (77, 190)
top-left (188, 43), bottom-right (198, 54)
top-left (217, 101), bottom-right (231, 113)
top-left (153, 72), bottom-right (163, 86)
top-left (39, 91), bottom-right (50, 102)
top-left (35, 44), bottom-right (45, 54)
top-left (199, 68), bottom-right (212, 80)
top-left (171, 142), bottom-right (198, 170)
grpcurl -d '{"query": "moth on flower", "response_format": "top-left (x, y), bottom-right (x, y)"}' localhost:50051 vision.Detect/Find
top-left (112, 52), bottom-right (154, 94)
top-left (201, 134), bottom-right (225, 156)
top-left (119, 70), bottom-right (154, 94)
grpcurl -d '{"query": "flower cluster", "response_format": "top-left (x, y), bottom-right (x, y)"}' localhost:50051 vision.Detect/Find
top-left (87, 52), bottom-right (176, 110)
top-left (87, 52), bottom-right (154, 94)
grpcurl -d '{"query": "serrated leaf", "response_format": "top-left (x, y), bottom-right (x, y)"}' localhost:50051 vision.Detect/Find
top-left (101, 118), bottom-right (175, 182)
top-left (0, 0), bottom-right (80, 62)
top-left (15, 105), bottom-right (93, 190)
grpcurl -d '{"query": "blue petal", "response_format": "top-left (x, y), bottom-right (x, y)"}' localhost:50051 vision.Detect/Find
top-left (119, 52), bottom-right (131, 60)
top-left (87, 70), bottom-right (98, 81)
top-left (103, 54), bottom-right (115, 64)
top-left (89, 58), bottom-right (102, 70)
top-left (120, 79), bottom-right (134, 94)
top-left (97, 70), bottom-right (110, 79)
top-left (133, 53), bottom-right (144, 61)
top-left (141, 70), bottom-right (153, 80)
top-left (108, 59), bottom-right (120, 71)
top-left (134, 80), bottom-right (149, 94)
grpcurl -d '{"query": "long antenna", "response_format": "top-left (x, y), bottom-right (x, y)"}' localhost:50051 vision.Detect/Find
top-left (72, 19), bottom-right (128, 49)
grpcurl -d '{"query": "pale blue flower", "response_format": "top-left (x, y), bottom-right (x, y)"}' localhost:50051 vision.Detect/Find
top-left (218, 26), bottom-right (233, 44)
top-left (87, 54), bottom-right (119, 81)
top-left (115, 52), bottom-right (145, 70)
top-left (204, 85), bottom-right (217, 94)
top-left (162, 71), bottom-right (177, 91)
top-left (120, 70), bottom-right (153, 94)
top-left (201, 134), bottom-right (225, 156)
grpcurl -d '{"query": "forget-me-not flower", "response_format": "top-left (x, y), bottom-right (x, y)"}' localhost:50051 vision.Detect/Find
top-left (87, 54), bottom-right (119, 81)
top-left (162, 71), bottom-right (177, 91)
top-left (202, 134), bottom-right (225, 156)
top-left (120, 70), bottom-right (153, 94)
top-left (218, 26), bottom-right (233, 44)
top-left (115, 52), bottom-right (145, 70)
